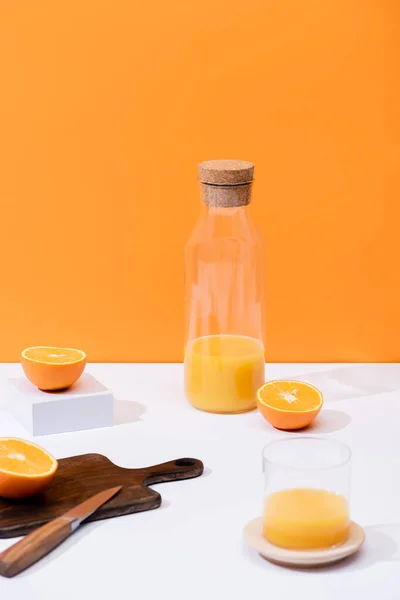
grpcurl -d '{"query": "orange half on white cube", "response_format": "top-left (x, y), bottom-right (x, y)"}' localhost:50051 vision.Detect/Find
top-left (21, 346), bottom-right (87, 391)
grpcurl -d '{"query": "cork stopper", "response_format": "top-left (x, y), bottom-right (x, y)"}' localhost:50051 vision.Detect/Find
top-left (198, 160), bottom-right (254, 207)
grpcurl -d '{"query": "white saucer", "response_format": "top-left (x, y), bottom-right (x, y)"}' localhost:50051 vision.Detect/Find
top-left (243, 517), bottom-right (365, 567)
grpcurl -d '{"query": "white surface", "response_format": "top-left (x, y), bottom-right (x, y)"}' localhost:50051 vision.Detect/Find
top-left (0, 363), bottom-right (399, 599)
top-left (243, 518), bottom-right (365, 567)
top-left (7, 374), bottom-right (113, 436)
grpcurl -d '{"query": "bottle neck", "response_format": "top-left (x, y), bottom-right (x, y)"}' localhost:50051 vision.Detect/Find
top-left (200, 182), bottom-right (252, 208)
top-left (202, 204), bottom-right (249, 218)
top-left (199, 202), bottom-right (255, 239)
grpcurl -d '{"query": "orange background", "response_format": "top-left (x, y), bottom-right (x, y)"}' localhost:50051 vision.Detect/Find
top-left (0, 0), bottom-right (399, 362)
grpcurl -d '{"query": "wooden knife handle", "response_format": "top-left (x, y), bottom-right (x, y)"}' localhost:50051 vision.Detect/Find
top-left (0, 518), bottom-right (72, 578)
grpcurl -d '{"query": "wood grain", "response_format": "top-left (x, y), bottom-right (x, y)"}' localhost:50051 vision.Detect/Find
top-left (0, 454), bottom-right (204, 538)
top-left (0, 519), bottom-right (72, 577)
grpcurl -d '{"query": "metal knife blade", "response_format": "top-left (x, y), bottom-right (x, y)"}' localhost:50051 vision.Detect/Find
top-left (61, 486), bottom-right (122, 531)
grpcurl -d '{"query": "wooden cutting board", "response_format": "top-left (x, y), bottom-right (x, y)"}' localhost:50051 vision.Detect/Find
top-left (0, 453), bottom-right (204, 538)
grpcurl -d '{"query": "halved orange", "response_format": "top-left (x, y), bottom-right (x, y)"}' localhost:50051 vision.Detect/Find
top-left (21, 346), bottom-right (87, 391)
top-left (257, 380), bottom-right (323, 430)
top-left (0, 438), bottom-right (58, 498)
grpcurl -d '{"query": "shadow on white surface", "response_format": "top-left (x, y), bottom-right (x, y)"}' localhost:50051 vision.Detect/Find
top-left (11, 500), bottom-right (178, 578)
top-left (13, 519), bottom-right (105, 579)
top-left (113, 399), bottom-right (146, 425)
top-left (200, 466), bottom-right (212, 478)
top-left (299, 364), bottom-right (400, 402)
top-left (303, 409), bottom-right (352, 434)
top-left (243, 523), bottom-right (400, 573)
top-left (302, 523), bottom-right (400, 572)
top-left (343, 524), bottom-right (400, 569)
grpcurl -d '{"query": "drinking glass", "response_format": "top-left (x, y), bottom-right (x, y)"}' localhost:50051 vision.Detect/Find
top-left (262, 437), bottom-right (351, 550)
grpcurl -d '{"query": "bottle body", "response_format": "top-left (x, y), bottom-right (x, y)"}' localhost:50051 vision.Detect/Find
top-left (184, 201), bottom-right (265, 414)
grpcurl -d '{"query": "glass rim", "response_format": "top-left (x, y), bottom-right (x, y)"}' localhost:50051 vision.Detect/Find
top-left (262, 436), bottom-right (352, 471)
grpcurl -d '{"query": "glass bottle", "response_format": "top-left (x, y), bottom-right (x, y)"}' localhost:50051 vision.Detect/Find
top-left (184, 160), bottom-right (265, 414)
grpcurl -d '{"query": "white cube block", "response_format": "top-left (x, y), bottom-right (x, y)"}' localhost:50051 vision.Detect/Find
top-left (7, 374), bottom-right (114, 436)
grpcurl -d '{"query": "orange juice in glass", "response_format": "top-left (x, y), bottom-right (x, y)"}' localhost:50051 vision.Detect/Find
top-left (262, 438), bottom-right (351, 550)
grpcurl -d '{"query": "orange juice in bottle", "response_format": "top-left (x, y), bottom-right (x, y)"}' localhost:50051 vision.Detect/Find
top-left (184, 160), bottom-right (265, 414)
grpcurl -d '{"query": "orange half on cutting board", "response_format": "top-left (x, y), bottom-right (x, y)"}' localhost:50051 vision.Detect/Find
top-left (0, 438), bottom-right (58, 498)
top-left (21, 346), bottom-right (87, 391)
top-left (257, 380), bottom-right (323, 430)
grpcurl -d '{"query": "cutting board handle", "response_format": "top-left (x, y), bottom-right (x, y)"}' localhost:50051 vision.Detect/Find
top-left (140, 458), bottom-right (204, 486)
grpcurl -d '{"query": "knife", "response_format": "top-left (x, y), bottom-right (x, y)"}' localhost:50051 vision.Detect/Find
top-left (0, 486), bottom-right (122, 578)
